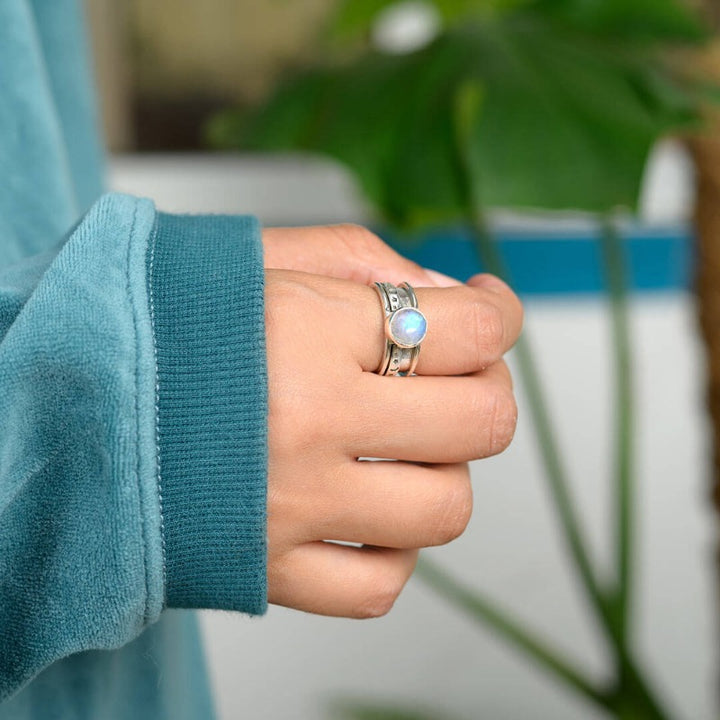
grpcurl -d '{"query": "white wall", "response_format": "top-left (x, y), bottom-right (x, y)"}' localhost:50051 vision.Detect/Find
top-left (111, 151), bottom-right (715, 720)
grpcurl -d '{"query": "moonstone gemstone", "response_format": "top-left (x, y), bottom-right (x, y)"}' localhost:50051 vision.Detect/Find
top-left (388, 307), bottom-right (427, 348)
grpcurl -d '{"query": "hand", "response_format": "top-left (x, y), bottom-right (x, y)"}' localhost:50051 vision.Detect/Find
top-left (265, 264), bottom-right (523, 618)
top-left (263, 223), bottom-right (460, 287)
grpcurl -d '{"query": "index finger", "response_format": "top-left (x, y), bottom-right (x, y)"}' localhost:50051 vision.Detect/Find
top-left (356, 274), bottom-right (523, 376)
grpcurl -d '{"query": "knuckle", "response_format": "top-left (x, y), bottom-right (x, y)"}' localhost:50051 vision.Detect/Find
top-left (331, 223), bottom-right (381, 254)
top-left (469, 300), bottom-right (505, 366)
top-left (328, 223), bottom-right (424, 284)
top-left (434, 481), bottom-right (474, 545)
top-left (328, 224), bottom-right (390, 283)
top-left (265, 272), bottom-right (315, 334)
top-left (353, 579), bottom-right (402, 619)
top-left (479, 302), bottom-right (506, 358)
top-left (486, 386), bottom-right (518, 455)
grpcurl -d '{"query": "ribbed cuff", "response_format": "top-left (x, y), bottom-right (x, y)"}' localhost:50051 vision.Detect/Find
top-left (147, 211), bottom-right (267, 614)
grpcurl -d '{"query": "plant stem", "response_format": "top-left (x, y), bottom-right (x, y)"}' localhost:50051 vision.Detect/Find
top-left (466, 213), bottom-right (611, 626)
top-left (450, 85), bottom-right (672, 719)
top-left (451, 84), bottom-right (611, 632)
top-left (463, 211), bottom-right (672, 720)
top-left (416, 557), bottom-right (615, 713)
top-left (599, 216), bottom-right (635, 683)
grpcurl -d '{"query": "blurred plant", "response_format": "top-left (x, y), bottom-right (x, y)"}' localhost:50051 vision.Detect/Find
top-left (209, 1), bottom-right (712, 717)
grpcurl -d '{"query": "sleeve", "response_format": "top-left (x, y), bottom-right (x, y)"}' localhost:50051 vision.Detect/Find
top-left (0, 192), bottom-right (268, 701)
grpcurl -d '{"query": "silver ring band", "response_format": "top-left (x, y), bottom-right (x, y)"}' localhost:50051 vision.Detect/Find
top-left (373, 283), bottom-right (394, 375)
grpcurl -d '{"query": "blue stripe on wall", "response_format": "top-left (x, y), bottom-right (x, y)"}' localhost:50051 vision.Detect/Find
top-left (381, 225), bottom-right (695, 295)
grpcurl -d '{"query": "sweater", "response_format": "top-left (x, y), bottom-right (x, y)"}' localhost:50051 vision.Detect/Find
top-left (0, 1), bottom-right (268, 718)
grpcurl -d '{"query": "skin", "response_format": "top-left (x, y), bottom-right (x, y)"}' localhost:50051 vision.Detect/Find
top-left (262, 224), bottom-right (523, 618)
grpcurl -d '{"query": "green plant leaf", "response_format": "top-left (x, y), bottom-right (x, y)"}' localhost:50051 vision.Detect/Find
top-left (329, 0), bottom-right (706, 44)
top-left (331, 0), bottom-right (402, 40)
top-left (217, 14), bottom-right (703, 226)
top-left (328, 699), bottom-right (466, 720)
top-left (536, 0), bottom-right (708, 43)
top-left (330, 0), bottom-right (527, 41)
top-left (459, 18), bottom-right (697, 213)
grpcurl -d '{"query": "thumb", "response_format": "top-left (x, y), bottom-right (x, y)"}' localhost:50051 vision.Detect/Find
top-left (263, 224), bottom-right (462, 287)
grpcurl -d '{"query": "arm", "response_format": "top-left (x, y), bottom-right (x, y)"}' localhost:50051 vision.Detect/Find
top-left (0, 192), bottom-right (266, 699)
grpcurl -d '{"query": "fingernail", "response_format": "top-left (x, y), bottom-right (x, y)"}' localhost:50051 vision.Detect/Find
top-left (425, 269), bottom-right (463, 287)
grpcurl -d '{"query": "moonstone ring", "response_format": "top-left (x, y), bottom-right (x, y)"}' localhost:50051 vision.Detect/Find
top-left (373, 281), bottom-right (427, 376)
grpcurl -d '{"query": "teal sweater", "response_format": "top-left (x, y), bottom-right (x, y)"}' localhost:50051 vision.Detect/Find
top-left (0, 1), bottom-right (268, 718)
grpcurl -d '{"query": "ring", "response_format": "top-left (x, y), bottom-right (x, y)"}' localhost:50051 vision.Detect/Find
top-left (373, 281), bottom-right (427, 376)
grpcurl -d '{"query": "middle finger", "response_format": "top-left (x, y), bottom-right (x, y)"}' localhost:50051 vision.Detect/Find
top-left (348, 361), bottom-right (517, 463)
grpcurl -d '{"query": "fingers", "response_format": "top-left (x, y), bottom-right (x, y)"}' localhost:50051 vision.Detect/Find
top-left (263, 224), bottom-right (460, 287)
top-left (264, 268), bottom-right (522, 619)
top-left (266, 269), bottom-right (521, 377)
top-left (347, 362), bottom-right (517, 463)
top-left (268, 542), bottom-right (418, 618)
top-left (296, 461), bottom-right (472, 548)
top-left (348, 277), bottom-right (523, 376)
